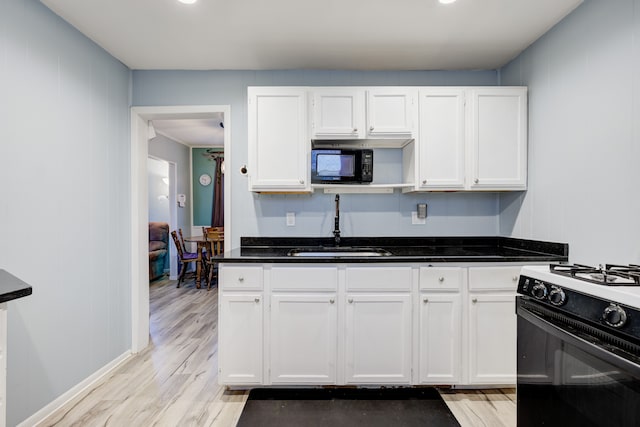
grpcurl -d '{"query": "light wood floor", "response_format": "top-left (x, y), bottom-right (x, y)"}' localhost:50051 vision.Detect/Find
top-left (39, 275), bottom-right (515, 427)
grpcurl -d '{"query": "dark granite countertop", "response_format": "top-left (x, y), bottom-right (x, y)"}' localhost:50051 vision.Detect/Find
top-left (0, 270), bottom-right (33, 303)
top-left (217, 236), bottom-right (568, 264)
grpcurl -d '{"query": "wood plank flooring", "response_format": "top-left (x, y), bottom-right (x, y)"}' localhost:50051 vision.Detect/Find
top-left (38, 275), bottom-right (515, 427)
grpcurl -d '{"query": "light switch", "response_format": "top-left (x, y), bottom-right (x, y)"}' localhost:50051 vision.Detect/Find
top-left (286, 212), bottom-right (295, 227)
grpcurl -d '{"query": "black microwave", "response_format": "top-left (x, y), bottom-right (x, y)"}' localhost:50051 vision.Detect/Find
top-left (311, 149), bottom-right (373, 184)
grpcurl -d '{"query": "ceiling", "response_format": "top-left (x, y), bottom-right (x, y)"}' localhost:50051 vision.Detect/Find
top-left (41, 0), bottom-right (583, 145)
top-left (40, 0), bottom-right (583, 71)
top-left (151, 116), bottom-right (224, 147)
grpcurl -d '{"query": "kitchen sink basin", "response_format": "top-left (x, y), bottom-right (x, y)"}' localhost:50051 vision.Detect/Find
top-left (287, 247), bottom-right (392, 257)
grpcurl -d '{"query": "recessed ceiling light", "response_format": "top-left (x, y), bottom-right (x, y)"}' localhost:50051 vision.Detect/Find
top-left (439, 0), bottom-right (457, 4)
top-left (178, 0), bottom-right (197, 4)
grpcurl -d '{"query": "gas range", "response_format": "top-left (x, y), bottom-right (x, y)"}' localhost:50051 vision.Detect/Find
top-left (518, 264), bottom-right (640, 344)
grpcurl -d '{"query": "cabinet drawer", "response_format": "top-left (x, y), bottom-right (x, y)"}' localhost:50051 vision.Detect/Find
top-left (271, 266), bottom-right (338, 291)
top-left (468, 266), bottom-right (521, 291)
top-left (346, 266), bottom-right (412, 291)
top-left (419, 267), bottom-right (463, 291)
top-left (220, 265), bottom-right (264, 291)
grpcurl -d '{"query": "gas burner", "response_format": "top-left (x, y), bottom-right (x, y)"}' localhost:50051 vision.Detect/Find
top-left (550, 263), bottom-right (640, 286)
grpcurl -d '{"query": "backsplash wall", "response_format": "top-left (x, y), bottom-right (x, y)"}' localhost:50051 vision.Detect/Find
top-left (133, 70), bottom-right (501, 248)
top-left (499, 0), bottom-right (640, 264)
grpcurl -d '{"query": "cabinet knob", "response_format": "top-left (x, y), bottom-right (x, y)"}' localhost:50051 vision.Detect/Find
top-left (329, 298), bottom-right (335, 304)
top-left (238, 276), bottom-right (244, 282)
top-left (254, 297), bottom-right (260, 303)
top-left (513, 276), bottom-right (519, 281)
top-left (348, 298), bottom-right (354, 304)
top-left (438, 277), bottom-right (445, 282)
top-left (299, 179), bottom-right (304, 184)
top-left (369, 126), bottom-right (374, 131)
top-left (422, 180), bottom-right (427, 185)
top-left (472, 298), bottom-right (478, 303)
top-left (423, 297), bottom-right (429, 303)
top-left (353, 128), bottom-right (358, 133)
top-left (474, 178), bottom-right (479, 184)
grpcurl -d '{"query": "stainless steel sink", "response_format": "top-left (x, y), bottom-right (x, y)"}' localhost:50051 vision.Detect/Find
top-left (287, 247), bottom-right (392, 257)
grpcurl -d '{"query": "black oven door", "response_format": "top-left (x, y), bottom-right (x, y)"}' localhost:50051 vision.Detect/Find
top-left (517, 297), bottom-right (640, 427)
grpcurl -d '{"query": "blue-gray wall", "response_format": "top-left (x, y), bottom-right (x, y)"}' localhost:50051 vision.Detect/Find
top-left (133, 71), bottom-right (501, 249)
top-left (149, 135), bottom-right (192, 233)
top-left (499, 0), bottom-right (640, 264)
top-left (0, 1), bottom-right (131, 425)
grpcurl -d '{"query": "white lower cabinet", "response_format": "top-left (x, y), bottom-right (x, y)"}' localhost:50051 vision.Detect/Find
top-left (418, 293), bottom-right (462, 384)
top-left (218, 293), bottom-right (264, 384)
top-left (344, 293), bottom-right (412, 384)
top-left (466, 266), bottom-right (520, 384)
top-left (218, 263), bottom-right (525, 387)
top-left (270, 294), bottom-right (337, 384)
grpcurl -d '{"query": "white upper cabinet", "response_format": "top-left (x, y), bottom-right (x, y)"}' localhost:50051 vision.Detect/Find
top-left (366, 88), bottom-right (417, 138)
top-left (311, 87), bottom-right (417, 140)
top-left (312, 88), bottom-right (365, 139)
top-left (248, 87), bottom-right (309, 191)
top-left (467, 87), bottom-right (528, 190)
top-left (417, 88), bottom-right (466, 190)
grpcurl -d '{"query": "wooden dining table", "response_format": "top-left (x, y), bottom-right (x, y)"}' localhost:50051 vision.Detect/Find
top-left (183, 235), bottom-right (209, 288)
top-left (183, 234), bottom-right (224, 289)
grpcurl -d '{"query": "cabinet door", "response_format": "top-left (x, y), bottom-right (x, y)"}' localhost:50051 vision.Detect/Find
top-left (366, 88), bottom-right (416, 138)
top-left (468, 293), bottom-right (517, 384)
top-left (312, 89), bottom-right (365, 139)
top-left (270, 294), bottom-right (337, 384)
top-left (417, 88), bottom-right (466, 190)
top-left (467, 87), bottom-right (527, 190)
top-left (219, 293), bottom-right (263, 384)
top-left (344, 294), bottom-right (412, 384)
top-left (248, 87), bottom-right (309, 191)
top-left (419, 294), bottom-right (461, 384)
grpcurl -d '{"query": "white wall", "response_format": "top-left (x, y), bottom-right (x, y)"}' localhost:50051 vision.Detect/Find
top-left (0, 1), bottom-right (131, 425)
top-left (499, 0), bottom-right (640, 264)
top-left (132, 70), bottom-right (502, 249)
top-left (147, 157), bottom-right (170, 224)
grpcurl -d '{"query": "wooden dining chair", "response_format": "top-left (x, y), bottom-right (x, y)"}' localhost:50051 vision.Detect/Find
top-left (171, 230), bottom-right (204, 288)
top-left (204, 229), bottom-right (224, 290)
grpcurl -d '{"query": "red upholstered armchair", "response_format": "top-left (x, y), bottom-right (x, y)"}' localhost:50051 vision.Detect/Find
top-left (149, 222), bottom-right (169, 281)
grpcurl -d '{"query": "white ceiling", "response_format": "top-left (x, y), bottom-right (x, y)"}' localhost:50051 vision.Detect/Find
top-left (40, 0), bottom-right (583, 71)
top-left (41, 0), bottom-right (583, 145)
top-left (152, 116), bottom-right (224, 147)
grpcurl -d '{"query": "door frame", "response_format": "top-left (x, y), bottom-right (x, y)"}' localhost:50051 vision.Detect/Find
top-left (130, 105), bottom-right (231, 353)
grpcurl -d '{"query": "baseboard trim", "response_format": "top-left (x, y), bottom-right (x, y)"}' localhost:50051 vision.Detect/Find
top-left (18, 351), bottom-right (132, 427)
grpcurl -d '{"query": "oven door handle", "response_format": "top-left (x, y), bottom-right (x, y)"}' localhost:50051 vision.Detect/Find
top-left (518, 305), bottom-right (640, 377)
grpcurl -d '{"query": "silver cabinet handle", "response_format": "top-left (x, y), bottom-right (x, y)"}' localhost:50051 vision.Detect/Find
top-left (438, 277), bottom-right (445, 282)
top-left (422, 180), bottom-right (427, 185)
top-left (353, 128), bottom-right (358, 133)
top-left (369, 126), bottom-right (374, 131)
top-left (254, 297), bottom-right (260, 303)
top-left (348, 298), bottom-right (354, 304)
top-left (238, 276), bottom-right (244, 282)
top-left (474, 178), bottom-right (479, 184)
top-left (329, 298), bottom-right (335, 304)
top-left (472, 298), bottom-right (478, 303)
top-left (423, 297), bottom-right (429, 303)
top-left (513, 276), bottom-right (519, 281)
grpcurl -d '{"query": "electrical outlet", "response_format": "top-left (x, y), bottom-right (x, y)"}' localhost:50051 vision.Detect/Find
top-left (412, 211), bottom-right (426, 225)
top-left (286, 212), bottom-right (295, 226)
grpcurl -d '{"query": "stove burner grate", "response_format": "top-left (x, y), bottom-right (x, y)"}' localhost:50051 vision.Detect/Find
top-left (550, 263), bottom-right (640, 286)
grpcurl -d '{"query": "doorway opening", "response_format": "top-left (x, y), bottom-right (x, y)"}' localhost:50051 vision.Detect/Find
top-left (131, 105), bottom-right (231, 353)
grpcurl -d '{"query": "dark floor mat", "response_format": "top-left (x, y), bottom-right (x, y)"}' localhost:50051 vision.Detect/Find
top-left (236, 387), bottom-right (461, 427)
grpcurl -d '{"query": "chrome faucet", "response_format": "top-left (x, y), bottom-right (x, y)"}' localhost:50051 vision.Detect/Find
top-left (333, 194), bottom-right (341, 246)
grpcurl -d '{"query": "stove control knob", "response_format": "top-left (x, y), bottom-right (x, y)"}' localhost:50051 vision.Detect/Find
top-left (531, 283), bottom-right (548, 300)
top-left (548, 286), bottom-right (566, 306)
top-left (603, 304), bottom-right (627, 328)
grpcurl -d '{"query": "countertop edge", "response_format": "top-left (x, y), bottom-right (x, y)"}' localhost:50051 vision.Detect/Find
top-left (0, 270), bottom-right (33, 303)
